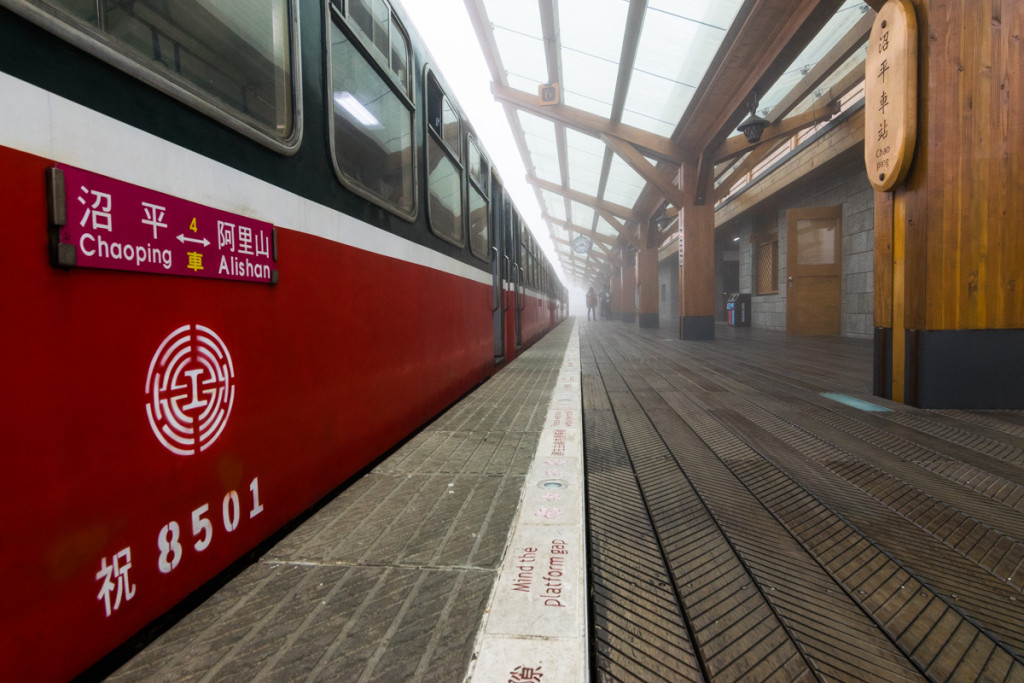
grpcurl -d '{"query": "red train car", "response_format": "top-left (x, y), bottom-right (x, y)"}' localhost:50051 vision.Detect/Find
top-left (0, 1), bottom-right (566, 679)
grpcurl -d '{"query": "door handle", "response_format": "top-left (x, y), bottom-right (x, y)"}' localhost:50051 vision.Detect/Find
top-left (517, 266), bottom-right (526, 311)
top-left (490, 247), bottom-right (500, 312)
top-left (787, 276), bottom-right (794, 287)
top-left (503, 256), bottom-right (511, 312)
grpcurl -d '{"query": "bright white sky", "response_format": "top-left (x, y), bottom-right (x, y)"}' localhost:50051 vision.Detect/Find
top-left (396, 0), bottom-right (587, 306)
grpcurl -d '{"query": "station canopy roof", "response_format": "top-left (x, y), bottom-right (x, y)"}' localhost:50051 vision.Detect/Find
top-left (464, 0), bottom-right (874, 287)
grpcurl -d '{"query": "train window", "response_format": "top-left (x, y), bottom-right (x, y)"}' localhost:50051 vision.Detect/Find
top-left (426, 73), bottom-right (464, 246)
top-left (329, 1), bottom-right (416, 218)
top-left (521, 231), bottom-right (532, 287)
top-left (468, 135), bottom-right (488, 194)
top-left (468, 186), bottom-right (488, 261)
top-left (427, 76), bottom-right (460, 156)
top-left (348, 0), bottom-right (388, 58)
top-left (14, 0), bottom-right (299, 152)
top-left (341, 0), bottom-right (410, 92)
top-left (467, 136), bottom-right (489, 261)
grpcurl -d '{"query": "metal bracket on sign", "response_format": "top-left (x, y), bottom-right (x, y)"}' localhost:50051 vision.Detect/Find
top-left (46, 167), bottom-right (76, 268)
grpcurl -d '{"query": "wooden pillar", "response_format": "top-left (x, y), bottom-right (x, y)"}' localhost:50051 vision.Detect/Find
top-left (638, 223), bottom-right (659, 328)
top-left (620, 243), bottom-right (636, 323)
top-left (873, 0), bottom-right (1024, 408)
top-left (678, 161), bottom-right (716, 339)
top-left (609, 266), bottom-right (623, 320)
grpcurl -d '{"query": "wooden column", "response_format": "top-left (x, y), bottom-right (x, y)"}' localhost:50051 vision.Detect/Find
top-left (638, 223), bottom-right (659, 328)
top-left (620, 243), bottom-right (636, 323)
top-left (610, 266), bottom-right (623, 320)
top-left (678, 161), bottom-right (716, 339)
top-left (873, 0), bottom-right (1024, 408)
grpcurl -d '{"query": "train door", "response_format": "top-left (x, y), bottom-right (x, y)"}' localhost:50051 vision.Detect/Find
top-left (511, 209), bottom-right (523, 349)
top-left (491, 175), bottom-right (507, 362)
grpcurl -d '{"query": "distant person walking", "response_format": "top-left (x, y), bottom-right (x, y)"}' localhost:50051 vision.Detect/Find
top-left (586, 287), bottom-right (597, 320)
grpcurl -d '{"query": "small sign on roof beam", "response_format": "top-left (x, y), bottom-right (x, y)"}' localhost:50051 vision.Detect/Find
top-left (539, 83), bottom-right (560, 106)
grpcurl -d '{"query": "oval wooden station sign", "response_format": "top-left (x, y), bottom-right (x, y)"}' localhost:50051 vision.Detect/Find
top-left (865, 0), bottom-right (918, 192)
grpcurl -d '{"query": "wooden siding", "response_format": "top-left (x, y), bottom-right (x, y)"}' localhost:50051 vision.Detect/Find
top-left (901, 0), bottom-right (1024, 331)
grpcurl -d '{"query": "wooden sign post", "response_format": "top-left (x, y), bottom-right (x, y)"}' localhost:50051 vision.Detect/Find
top-left (864, 0), bottom-right (918, 192)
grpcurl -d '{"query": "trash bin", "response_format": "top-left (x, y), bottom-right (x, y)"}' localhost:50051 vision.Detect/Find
top-left (726, 293), bottom-right (751, 326)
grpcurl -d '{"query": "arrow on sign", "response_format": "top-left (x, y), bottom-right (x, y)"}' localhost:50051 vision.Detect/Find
top-left (177, 234), bottom-right (211, 247)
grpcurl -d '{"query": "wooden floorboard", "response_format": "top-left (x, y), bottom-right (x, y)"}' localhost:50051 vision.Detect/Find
top-left (583, 321), bottom-right (1024, 682)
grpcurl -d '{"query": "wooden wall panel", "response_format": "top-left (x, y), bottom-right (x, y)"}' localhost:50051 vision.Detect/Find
top-left (911, 0), bottom-right (1024, 330)
top-left (996, 0), bottom-right (1024, 326)
top-left (873, 190), bottom-right (894, 328)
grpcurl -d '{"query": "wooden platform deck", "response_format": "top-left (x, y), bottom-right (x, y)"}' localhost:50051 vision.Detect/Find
top-left (582, 321), bottom-right (1024, 682)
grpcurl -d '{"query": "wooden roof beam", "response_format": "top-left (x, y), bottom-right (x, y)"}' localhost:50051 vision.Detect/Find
top-left (561, 264), bottom-right (595, 280)
top-left (676, 0), bottom-right (847, 151)
top-left (536, 0), bottom-right (576, 235)
top-left (715, 66), bottom-right (865, 181)
top-left (463, 0), bottom-right (506, 86)
top-left (601, 133), bottom-right (687, 209)
top-left (552, 236), bottom-right (609, 267)
top-left (713, 68), bottom-right (866, 201)
top-left (766, 11), bottom-right (873, 123)
top-left (492, 84), bottom-right (688, 164)
top-left (546, 214), bottom-right (628, 251)
top-left (551, 232), bottom-right (616, 264)
top-left (595, 209), bottom-right (642, 252)
top-left (528, 176), bottom-right (641, 224)
top-left (592, 242), bottom-right (623, 268)
top-left (562, 256), bottom-right (602, 273)
top-left (713, 101), bottom-right (840, 163)
top-left (657, 217), bottom-right (679, 245)
top-left (675, 0), bottom-right (847, 205)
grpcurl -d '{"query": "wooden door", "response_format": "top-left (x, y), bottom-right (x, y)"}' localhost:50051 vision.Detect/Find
top-left (786, 206), bottom-right (842, 335)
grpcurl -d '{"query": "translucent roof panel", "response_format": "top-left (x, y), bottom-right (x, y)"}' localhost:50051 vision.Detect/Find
top-left (622, 70), bottom-right (689, 137)
top-left (623, 0), bottom-right (745, 135)
top-left (540, 190), bottom-right (567, 222)
top-left (570, 201), bottom-right (596, 229)
top-left (481, 0), bottom-right (542, 38)
top-left (518, 111), bottom-right (561, 184)
top-left (603, 154), bottom-right (646, 208)
top-left (759, 1), bottom-right (869, 116)
top-left (565, 129), bottom-right (606, 197)
top-left (558, 0), bottom-right (626, 63)
top-left (595, 216), bottom-right (619, 239)
top-left (788, 44), bottom-right (867, 116)
top-left (492, 28), bottom-right (548, 89)
top-left (561, 49), bottom-right (617, 118)
top-left (557, 0), bottom-right (627, 118)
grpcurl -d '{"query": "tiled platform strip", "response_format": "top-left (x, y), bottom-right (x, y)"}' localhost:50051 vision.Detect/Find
top-left (469, 320), bottom-right (586, 682)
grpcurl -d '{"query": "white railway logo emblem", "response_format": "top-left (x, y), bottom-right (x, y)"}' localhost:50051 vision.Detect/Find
top-left (145, 324), bottom-right (235, 455)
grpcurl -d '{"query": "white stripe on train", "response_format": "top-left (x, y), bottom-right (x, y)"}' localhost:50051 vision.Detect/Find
top-left (1, 71), bottom-right (495, 288)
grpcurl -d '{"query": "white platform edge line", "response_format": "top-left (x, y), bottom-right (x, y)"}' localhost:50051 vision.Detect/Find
top-left (466, 319), bottom-right (587, 683)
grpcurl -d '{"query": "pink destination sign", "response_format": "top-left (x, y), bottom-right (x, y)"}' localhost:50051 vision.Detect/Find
top-left (57, 164), bottom-right (276, 284)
